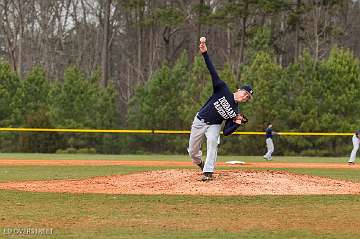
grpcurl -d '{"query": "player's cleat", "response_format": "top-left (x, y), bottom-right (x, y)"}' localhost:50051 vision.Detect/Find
top-left (197, 161), bottom-right (204, 171)
top-left (200, 172), bottom-right (213, 181)
top-left (348, 162), bottom-right (355, 165)
top-left (263, 155), bottom-right (272, 161)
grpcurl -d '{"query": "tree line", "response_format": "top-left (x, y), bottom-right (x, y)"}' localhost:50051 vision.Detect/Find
top-left (0, 62), bottom-right (119, 153)
top-left (128, 47), bottom-right (360, 156)
top-left (1, 44), bottom-right (358, 156)
top-left (1, 0), bottom-right (360, 106)
top-left (0, 0), bottom-right (360, 155)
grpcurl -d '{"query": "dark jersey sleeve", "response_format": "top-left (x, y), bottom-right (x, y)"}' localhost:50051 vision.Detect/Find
top-left (202, 52), bottom-right (225, 92)
top-left (223, 119), bottom-right (240, 136)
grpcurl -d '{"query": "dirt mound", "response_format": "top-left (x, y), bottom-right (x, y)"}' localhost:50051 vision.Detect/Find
top-left (1, 169), bottom-right (360, 195)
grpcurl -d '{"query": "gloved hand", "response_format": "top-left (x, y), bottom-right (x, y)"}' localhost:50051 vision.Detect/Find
top-left (233, 113), bottom-right (248, 125)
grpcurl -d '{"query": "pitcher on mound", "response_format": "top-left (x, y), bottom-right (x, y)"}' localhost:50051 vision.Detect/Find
top-left (187, 37), bottom-right (254, 181)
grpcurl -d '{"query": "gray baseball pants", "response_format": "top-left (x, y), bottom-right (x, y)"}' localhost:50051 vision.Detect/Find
top-left (187, 115), bottom-right (221, 173)
top-left (349, 135), bottom-right (359, 163)
top-left (264, 138), bottom-right (274, 160)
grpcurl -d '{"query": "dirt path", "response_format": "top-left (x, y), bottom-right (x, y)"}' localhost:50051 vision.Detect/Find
top-left (0, 159), bottom-right (358, 169)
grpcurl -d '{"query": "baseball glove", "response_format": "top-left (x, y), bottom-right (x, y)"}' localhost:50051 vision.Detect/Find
top-left (234, 113), bottom-right (248, 125)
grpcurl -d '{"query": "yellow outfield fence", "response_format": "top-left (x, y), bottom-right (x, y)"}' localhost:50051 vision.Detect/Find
top-left (0, 128), bottom-right (354, 136)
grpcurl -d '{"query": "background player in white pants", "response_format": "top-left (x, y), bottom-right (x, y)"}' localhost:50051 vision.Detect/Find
top-left (348, 130), bottom-right (360, 165)
top-left (187, 37), bottom-right (253, 181)
top-left (263, 123), bottom-right (277, 161)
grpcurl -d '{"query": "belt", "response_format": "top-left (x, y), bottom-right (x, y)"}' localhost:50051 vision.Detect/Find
top-left (196, 115), bottom-right (210, 124)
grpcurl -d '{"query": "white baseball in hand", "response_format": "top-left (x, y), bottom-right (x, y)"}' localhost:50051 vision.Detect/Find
top-left (200, 37), bottom-right (206, 43)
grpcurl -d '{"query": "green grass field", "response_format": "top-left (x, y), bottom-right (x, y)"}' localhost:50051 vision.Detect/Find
top-left (0, 152), bottom-right (351, 163)
top-left (1, 153), bottom-right (360, 239)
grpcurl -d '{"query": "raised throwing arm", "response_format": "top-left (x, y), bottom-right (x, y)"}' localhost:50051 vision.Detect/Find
top-left (199, 37), bottom-right (224, 91)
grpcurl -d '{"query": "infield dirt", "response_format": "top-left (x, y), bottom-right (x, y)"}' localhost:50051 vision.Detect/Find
top-left (0, 165), bottom-right (359, 195)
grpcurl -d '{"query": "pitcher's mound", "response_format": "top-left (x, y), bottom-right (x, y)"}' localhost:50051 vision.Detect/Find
top-left (1, 169), bottom-right (360, 195)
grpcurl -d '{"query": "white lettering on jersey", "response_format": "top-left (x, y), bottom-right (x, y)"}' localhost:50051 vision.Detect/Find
top-left (213, 96), bottom-right (237, 119)
top-left (214, 101), bottom-right (227, 119)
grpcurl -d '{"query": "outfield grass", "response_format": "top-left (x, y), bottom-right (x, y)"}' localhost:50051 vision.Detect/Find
top-left (1, 153), bottom-right (360, 239)
top-left (0, 165), bottom-right (177, 182)
top-left (284, 168), bottom-right (360, 182)
top-left (1, 191), bottom-right (360, 239)
top-left (0, 152), bottom-right (351, 163)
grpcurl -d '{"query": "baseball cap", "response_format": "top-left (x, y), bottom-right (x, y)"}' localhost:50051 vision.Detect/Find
top-left (240, 85), bottom-right (254, 98)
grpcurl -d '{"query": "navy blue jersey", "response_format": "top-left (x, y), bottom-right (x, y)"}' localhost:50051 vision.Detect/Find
top-left (265, 127), bottom-right (273, 139)
top-left (197, 52), bottom-right (240, 136)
